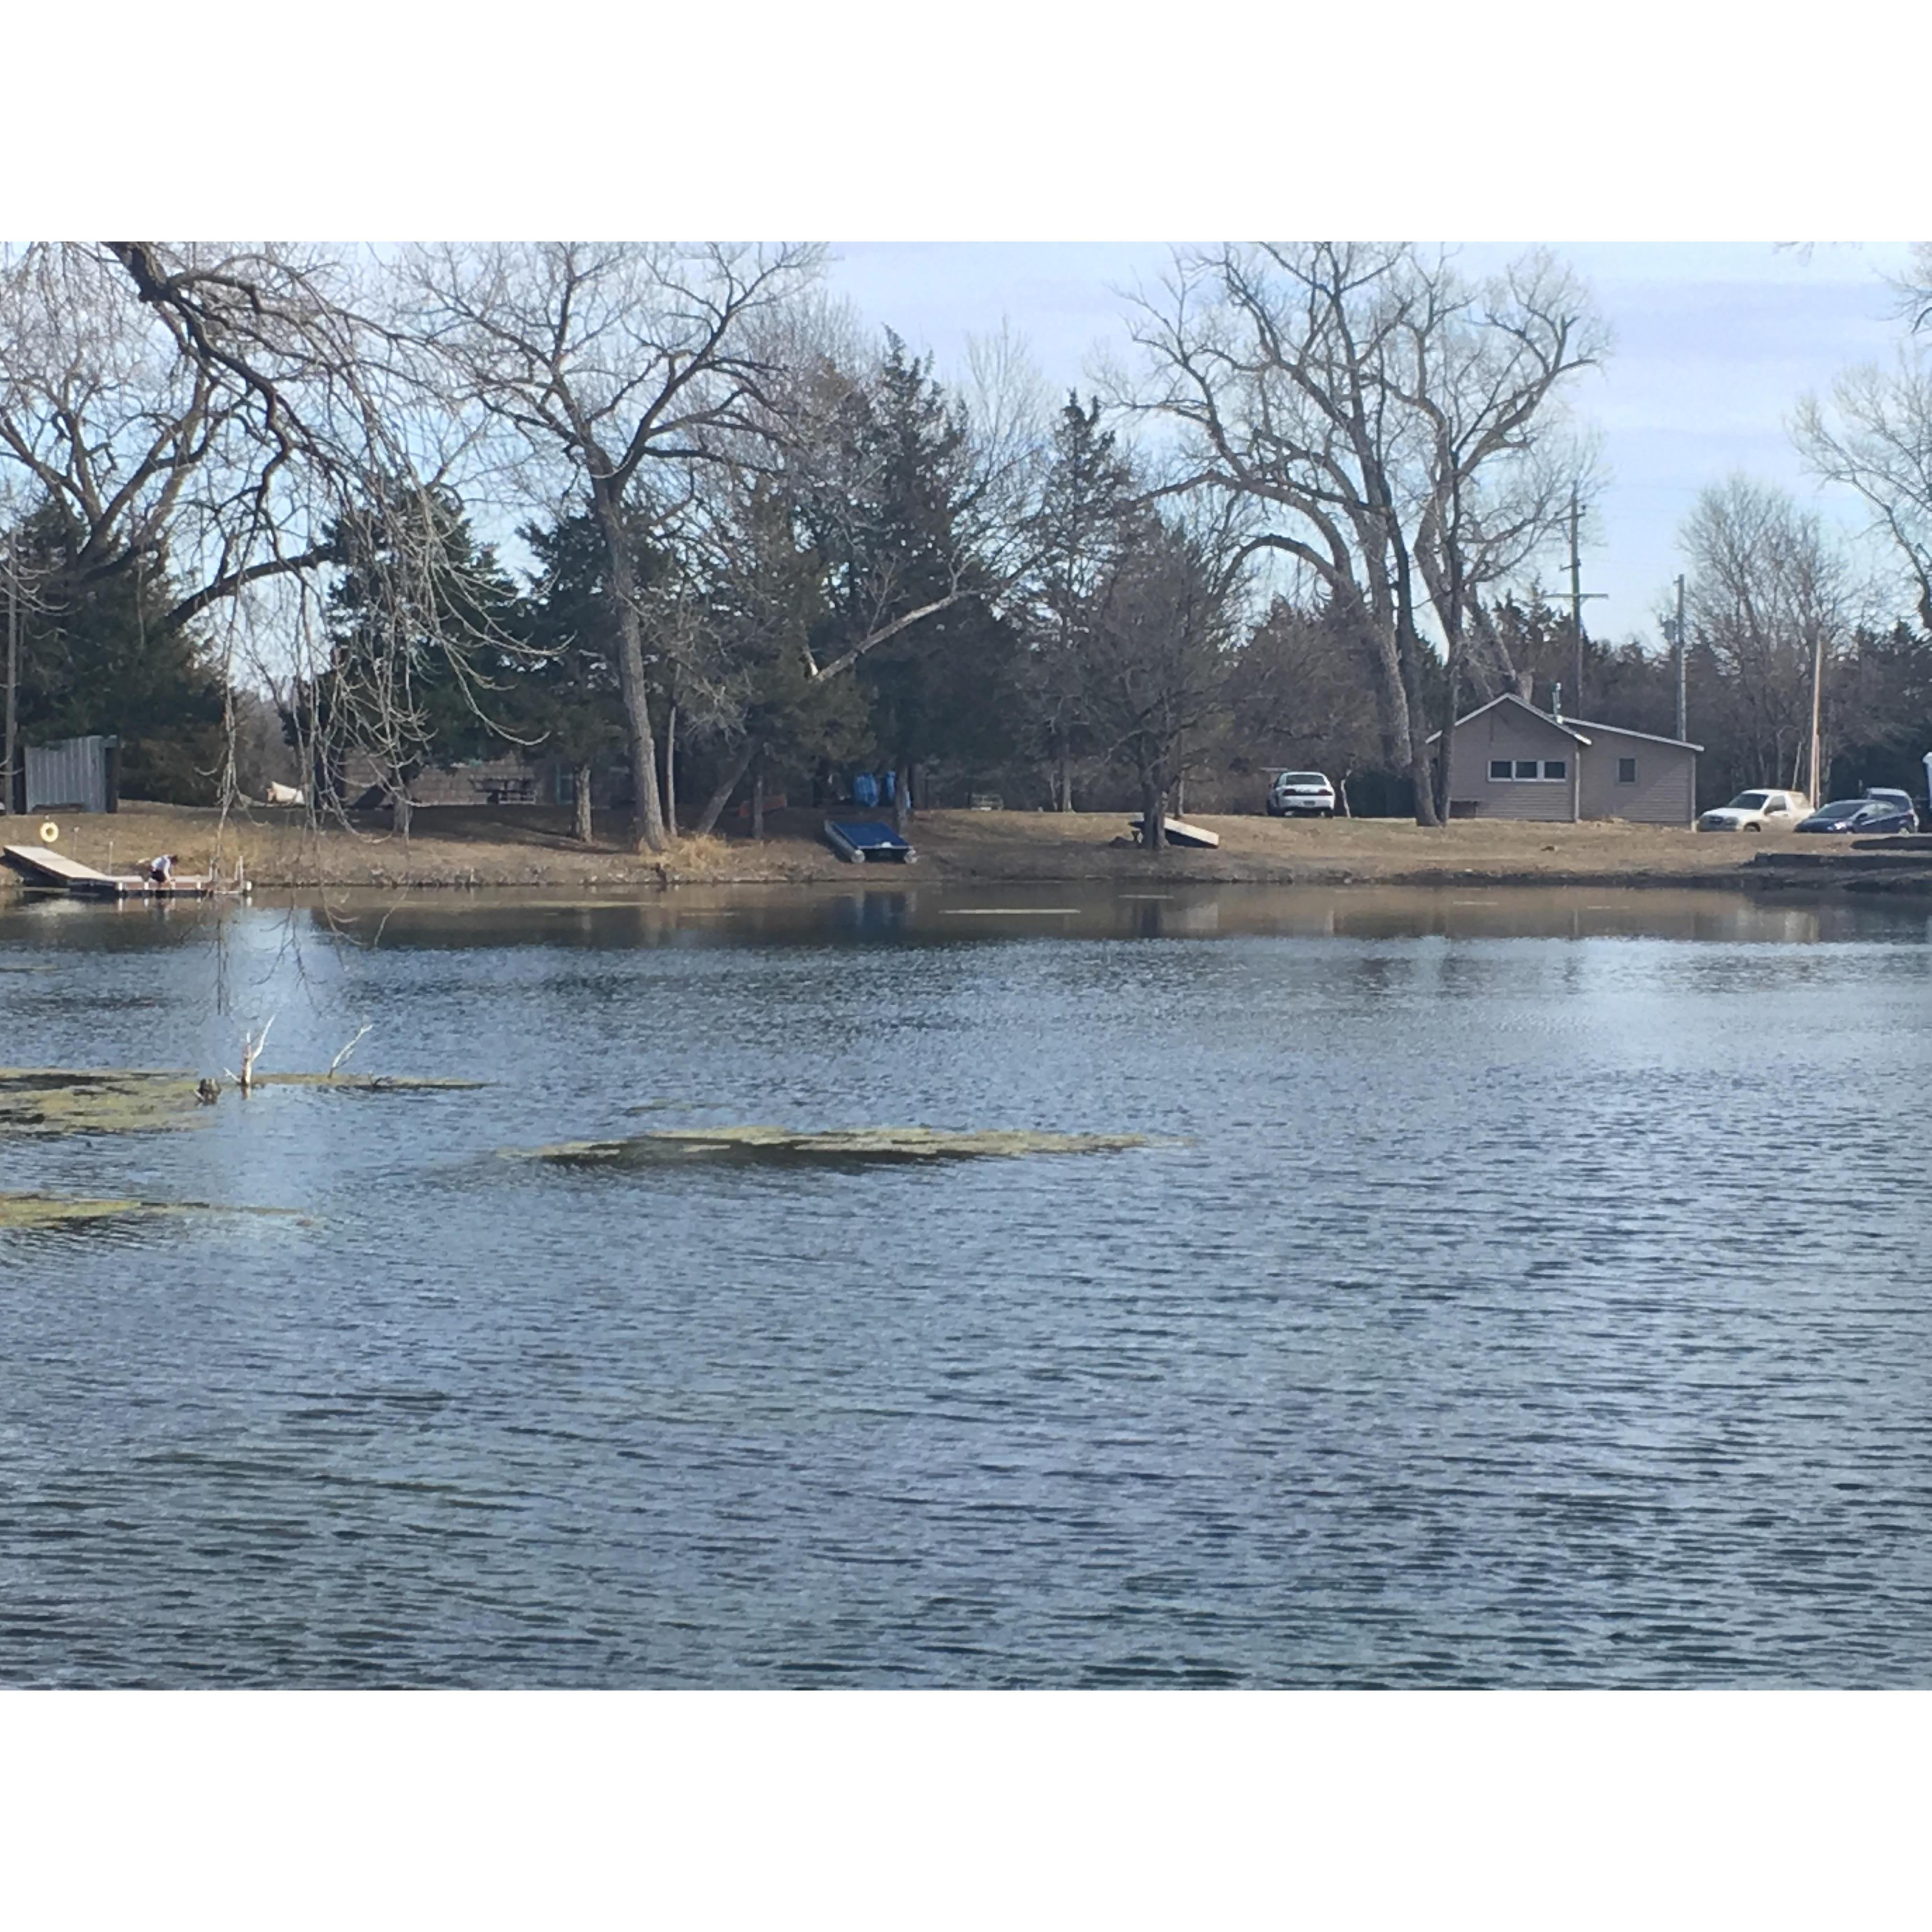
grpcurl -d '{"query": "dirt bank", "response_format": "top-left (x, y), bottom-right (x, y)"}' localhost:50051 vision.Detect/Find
top-left (1, 799), bottom-right (1918, 894)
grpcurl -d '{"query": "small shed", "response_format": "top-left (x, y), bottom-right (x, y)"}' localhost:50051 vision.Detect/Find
top-left (25, 735), bottom-right (120, 815)
top-left (1427, 694), bottom-right (1700, 825)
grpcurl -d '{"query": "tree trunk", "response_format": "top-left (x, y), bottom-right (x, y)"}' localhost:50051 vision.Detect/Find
top-left (589, 479), bottom-right (667, 854)
top-left (1395, 616), bottom-right (1441, 829)
top-left (752, 759), bottom-right (765, 840)
top-left (893, 761), bottom-right (911, 835)
top-left (1057, 749), bottom-right (1072, 812)
top-left (573, 760), bottom-right (593, 844)
top-left (1434, 643), bottom-right (1464, 825)
top-left (1351, 598), bottom-right (1413, 778)
top-left (1141, 775), bottom-right (1166, 850)
top-left (663, 702), bottom-right (678, 836)
top-left (388, 770), bottom-right (412, 840)
top-left (695, 740), bottom-right (757, 838)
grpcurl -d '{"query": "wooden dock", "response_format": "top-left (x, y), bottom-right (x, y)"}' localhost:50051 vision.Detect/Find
top-left (2, 845), bottom-right (217, 897)
top-left (1127, 815), bottom-right (1222, 850)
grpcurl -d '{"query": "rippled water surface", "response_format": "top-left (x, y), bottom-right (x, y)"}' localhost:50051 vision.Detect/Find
top-left (2, 881), bottom-right (1930, 1686)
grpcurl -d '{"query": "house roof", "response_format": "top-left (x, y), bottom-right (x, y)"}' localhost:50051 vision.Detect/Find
top-left (1425, 690), bottom-right (1702, 754)
top-left (1561, 714), bottom-right (1704, 754)
top-left (1424, 692), bottom-right (1589, 747)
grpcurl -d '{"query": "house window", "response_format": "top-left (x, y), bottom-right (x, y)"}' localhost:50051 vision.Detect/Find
top-left (1618, 757), bottom-right (1638, 784)
top-left (1515, 759), bottom-right (1541, 780)
top-left (1489, 759), bottom-right (1513, 781)
top-left (1543, 759), bottom-right (1567, 781)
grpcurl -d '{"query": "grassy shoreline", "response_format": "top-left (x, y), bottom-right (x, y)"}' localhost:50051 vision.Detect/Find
top-left (3, 799), bottom-right (1927, 896)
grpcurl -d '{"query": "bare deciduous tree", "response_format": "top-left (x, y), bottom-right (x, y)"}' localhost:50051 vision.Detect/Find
top-left (403, 242), bottom-right (826, 852)
top-left (1796, 353), bottom-right (1932, 633)
top-left (1116, 243), bottom-right (1602, 824)
top-left (1681, 477), bottom-right (1853, 797)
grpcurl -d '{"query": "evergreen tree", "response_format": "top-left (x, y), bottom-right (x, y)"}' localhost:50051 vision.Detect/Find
top-left (809, 335), bottom-right (1022, 811)
top-left (4, 497), bottom-right (226, 802)
top-left (305, 483), bottom-right (520, 827)
top-left (1018, 394), bottom-right (1138, 808)
top-left (688, 480), bottom-right (869, 835)
top-left (515, 511), bottom-right (641, 841)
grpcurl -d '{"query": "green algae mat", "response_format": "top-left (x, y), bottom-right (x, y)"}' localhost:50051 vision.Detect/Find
top-left (518, 1126), bottom-right (1152, 1169)
top-left (0, 1067), bottom-right (485, 1138)
top-left (0, 1069), bottom-right (204, 1137)
top-left (0, 1192), bottom-right (307, 1233)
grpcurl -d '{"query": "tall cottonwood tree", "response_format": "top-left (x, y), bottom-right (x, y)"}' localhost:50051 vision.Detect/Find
top-left (1797, 346), bottom-right (1932, 634)
top-left (41, 241), bottom-right (539, 821)
top-left (1680, 477), bottom-right (1853, 798)
top-left (404, 242), bottom-right (826, 851)
top-left (1118, 242), bottom-right (1601, 823)
top-left (0, 245), bottom-right (346, 645)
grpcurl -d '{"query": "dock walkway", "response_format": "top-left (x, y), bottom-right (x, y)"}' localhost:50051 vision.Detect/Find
top-left (2, 845), bottom-right (214, 897)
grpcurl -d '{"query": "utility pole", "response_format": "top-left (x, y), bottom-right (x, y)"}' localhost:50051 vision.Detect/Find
top-left (1806, 618), bottom-right (1826, 806)
top-left (1568, 484), bottom-right (1583, 713)
top-left (1555, 484), bottom-right (1606, 719)
top-left (3, 546), bottom-right (17, 817)
top-left (1673, 573), bottom-right (1687, 743)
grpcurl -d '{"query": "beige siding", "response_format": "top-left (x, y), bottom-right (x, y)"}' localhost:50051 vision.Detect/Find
top-left (1576, 728), bottom-right (1696, 825)
top-left (1448, 709), bottom-right (1579, 820)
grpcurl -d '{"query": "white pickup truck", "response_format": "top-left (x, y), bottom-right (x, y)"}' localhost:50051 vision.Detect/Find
top-left (1697, 788), bottom-right (1810, 832)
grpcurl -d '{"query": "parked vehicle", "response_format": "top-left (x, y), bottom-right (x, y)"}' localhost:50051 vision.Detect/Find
top-left (1697, 789), bottom-right (1810, 832)
top-left (1267, 771), bottom-right (1337, 817)
top-left (1795, 798), bottom-right (1914, 835)
top-left (1862, 788), bottom-right (1921, 830)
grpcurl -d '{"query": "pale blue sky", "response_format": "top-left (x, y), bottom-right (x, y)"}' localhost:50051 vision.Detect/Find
top-left (826, 242), bottom-right (1920, 646)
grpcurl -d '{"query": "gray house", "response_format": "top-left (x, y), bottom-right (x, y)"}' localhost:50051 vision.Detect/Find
top-left (1427, 693), bottom-right (1700, 825)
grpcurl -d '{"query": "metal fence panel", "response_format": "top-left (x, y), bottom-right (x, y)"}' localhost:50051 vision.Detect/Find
top-left (25, 736), bottom-right (110, 814)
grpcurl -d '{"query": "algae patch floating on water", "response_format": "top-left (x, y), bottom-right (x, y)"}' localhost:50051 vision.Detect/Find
top-left (0, 1068), bottom-right (204, 1137)
top-left (252, 1073), bottom-right (487, 1092)
top-left (518, 1125), bottom-right (1153, 1170)
top-left (0, 1191), bottom-right (311, 1233)
top-left (0, 1067), bottom-right (488, 1138)
top-left (0, 1190), bottom-right (154, 1231)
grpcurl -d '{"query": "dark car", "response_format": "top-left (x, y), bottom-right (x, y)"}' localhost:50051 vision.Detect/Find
top-left (1863, 788), bottom-right (1921, 829)
top-left (1795, 797), bottom-right (1917, 835)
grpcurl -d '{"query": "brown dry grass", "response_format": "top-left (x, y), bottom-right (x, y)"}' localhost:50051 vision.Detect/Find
top-left (909, 807), bottom-right (1769, 886)
top-left (2, 798), bottom-right (1784, 893)
top-left (4, 801), bottom-right (845, 890)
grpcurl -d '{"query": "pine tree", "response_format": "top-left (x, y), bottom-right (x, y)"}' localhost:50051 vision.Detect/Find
top-left (810, 335), bottom-right (1022, 811)
top-left (4, 498), bottom-right (226, 802)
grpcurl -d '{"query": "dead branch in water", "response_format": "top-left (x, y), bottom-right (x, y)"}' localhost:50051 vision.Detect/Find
top-left (225, 1014), bottom-right (276, 1094)
top-left (327, 1023), bottom-right (372, 1079)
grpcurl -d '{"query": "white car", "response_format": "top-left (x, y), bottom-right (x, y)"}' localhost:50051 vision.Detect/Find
top-left (1267, 770), bottom-right (1337, 817)
top-left (1697, 788), bottom-right (1811, 832)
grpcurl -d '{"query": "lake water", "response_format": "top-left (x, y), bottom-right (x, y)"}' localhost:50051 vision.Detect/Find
top-left (3, 881), bottom-right (1930, 1686)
